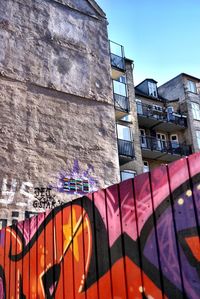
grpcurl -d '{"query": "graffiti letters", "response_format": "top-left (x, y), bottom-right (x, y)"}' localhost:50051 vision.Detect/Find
top-left (0, 177), bottom-right (34, 206)
top-left (33, 187), bottom-right (57, 209)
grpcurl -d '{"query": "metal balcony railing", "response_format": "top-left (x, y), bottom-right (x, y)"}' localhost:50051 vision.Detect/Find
top-left (110, 53), bottom-right (125, 71)
top-left (136, 102), bottom-right (187, 127)
top-left (118, 139), bottom-right (135, 158)
top-left (140, 136), bottom-right (191, 156)
top-left (110, 41), bottom-right (125, 71)
top-left (114, 93), bottom-right (130, 112)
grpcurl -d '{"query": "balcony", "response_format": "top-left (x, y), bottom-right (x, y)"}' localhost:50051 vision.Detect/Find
top-left (110, 41), bottom-right (125, 80)
top-left (114, 93), bottom-right (130, 113)
top-left (113, 80), bottom-right (129, 119)
top-left (136, 102), bottom-right (187, 132)
top-left (118, 139), bottom-right (135, 163)
top-left (140, 136), bottom-right (192, 162)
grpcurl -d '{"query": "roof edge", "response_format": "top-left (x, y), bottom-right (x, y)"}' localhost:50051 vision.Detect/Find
top-left (87, 0), bottom-right (106, 18)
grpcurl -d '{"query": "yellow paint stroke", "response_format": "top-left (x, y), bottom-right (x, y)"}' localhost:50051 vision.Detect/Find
top-left (61, 209), bottom-right (86, 263)
top-left (6, 228), bottom-right (22, 251)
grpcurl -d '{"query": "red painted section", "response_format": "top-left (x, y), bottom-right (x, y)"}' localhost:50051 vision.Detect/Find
top-left (0, 153), bottom-right (200, 298)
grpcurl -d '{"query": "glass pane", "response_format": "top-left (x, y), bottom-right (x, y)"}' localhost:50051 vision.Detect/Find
top-left (113, 80), bottom-right (126, 96)
top-left (148, 81), bottom-right (157, 97)
top-left (196, 131), bottom-right (200, 148)
top-left (110, 41), bottom-right (123, 57)
top-left (188, 80), bottom-right (197, 93)
top-left (121, 171), bottom-right (135, 181)
top-left (143, 165), bottom-right (149, 173)
top-left (117, 124), bottom-right (131, 141)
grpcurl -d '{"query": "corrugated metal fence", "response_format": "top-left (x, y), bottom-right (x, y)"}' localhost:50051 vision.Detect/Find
top-left (0, 153), bottom-right (199, 298)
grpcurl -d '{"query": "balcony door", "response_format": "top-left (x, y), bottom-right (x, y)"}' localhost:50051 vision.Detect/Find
top-left (140, 129), bottom-right (147, 148)
top-left (136, 99), bottom-right (143, 115)
top-left (170, 134), bottom-right (180, 154)
top-left (156, 133), bottom-right (166, 150)
top-left (167, 106), bottom-right (175, 121)
top-left (170, 134), bottom-right (179, 148)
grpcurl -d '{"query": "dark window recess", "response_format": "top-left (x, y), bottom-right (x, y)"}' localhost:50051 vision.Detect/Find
top-left (12, 211), bottom-right (19, 217)
top-left (25, 211), bottom-right (38, 218)
top-left (0, 219), bottom-right (7, 228)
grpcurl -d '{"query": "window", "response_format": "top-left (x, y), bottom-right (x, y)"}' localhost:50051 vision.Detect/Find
top-left (196, 131), bottom-right (200, 148)
top-left (113, 80), bottom-right (126, 96)
top-left (148, 82), bottom-right (157, 97)
top-left (117, 124), bottom-right (132, 141)
top-left (136, 99), bottom-right (143, 114)
top-left (156, 133), bottom-right (166, 150)
top-left (143, 161), bottom-right (149, 173)
top-left (167, 106), bottom-right (175, 121)
top-left (121, 170), bottom-right (136, 181)
top-left (117, 75), bottom-right (126, 84)
top-left (170, 134), bottom-right (179, 149)
top-left (140, 129), bottom-right (147, 148)
top-left (191, 102), bottom-right (200, 120)
top-left (188, 80), bottom-right (197, 93)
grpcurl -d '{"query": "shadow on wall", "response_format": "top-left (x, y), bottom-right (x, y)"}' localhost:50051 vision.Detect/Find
top-left (0, 153), bottom-right (199, 298)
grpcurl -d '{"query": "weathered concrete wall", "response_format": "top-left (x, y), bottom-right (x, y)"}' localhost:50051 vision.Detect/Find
top-left (0, 0), bottom-right (120, 226)
top-left (0, 0), bottom-right (111, 102)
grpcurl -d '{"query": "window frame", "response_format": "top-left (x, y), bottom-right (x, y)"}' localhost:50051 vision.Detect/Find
top-left (120, 170), bottom-right (136, 181)
top-left (187, 80), bottom-right (197, 94)
top-left (148, 81), bottom-right (158, 97)
top-left (117, 124), bottom-right (132, 141)
top-left (196, 131), bottom-right (200, 149)
top-left (191, 102), bottom-right (200, 120)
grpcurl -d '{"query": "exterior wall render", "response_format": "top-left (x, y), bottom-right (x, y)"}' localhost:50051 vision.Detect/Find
top-left (0, 0), bottom-right (120, 225)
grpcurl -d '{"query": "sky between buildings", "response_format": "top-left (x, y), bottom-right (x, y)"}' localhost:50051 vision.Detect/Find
top-left (97, 0), bottom-right (200, 86)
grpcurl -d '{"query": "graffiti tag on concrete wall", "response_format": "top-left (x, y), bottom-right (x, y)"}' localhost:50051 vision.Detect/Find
top-left (52, 160), bottom-right (97, 195)
top-left (33, 187), bottom-right (58, 209)
top-left (0, 177), bottom-right (34, 206)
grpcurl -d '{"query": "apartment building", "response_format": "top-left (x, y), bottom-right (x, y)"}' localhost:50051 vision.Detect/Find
top-left (158, 73), bottom-right (200, 153)
top-left (109, 41), bottom-right (199, 176)
top-left (135, 78), bottom-right (192, 171)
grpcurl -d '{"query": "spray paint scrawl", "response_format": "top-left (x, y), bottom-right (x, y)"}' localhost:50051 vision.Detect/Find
top-left (51, 160), bottom-right (98, 195)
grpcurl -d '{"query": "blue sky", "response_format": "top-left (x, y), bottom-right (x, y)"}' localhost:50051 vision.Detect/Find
top-left (96, 0), bottom-right (200, 85)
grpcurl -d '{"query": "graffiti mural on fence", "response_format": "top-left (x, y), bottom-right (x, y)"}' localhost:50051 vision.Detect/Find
top-left (0, 154), bottom-right (199, 298)
top-left (52, 160), bottom-right (97, 195)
